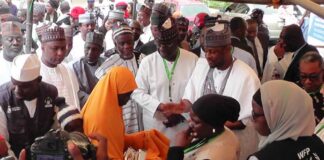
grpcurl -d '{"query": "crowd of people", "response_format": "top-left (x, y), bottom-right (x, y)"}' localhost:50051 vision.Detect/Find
top-left (0, 0), bottom-right (323, 159)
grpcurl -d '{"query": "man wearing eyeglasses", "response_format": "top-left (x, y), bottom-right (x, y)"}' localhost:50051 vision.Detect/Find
top-left (0, 21), bottom-right (24, 85)
top-left (299, 51), bottom-right (324, 125)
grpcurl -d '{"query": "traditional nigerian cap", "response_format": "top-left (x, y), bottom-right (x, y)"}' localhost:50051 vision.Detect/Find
top-left (85, 31), bottom-right (104, 46)
top-left (78, 12), bottom-right (95, 24)
top-left (48, 0), bottom-right (59, 9)
top-left (61, 23), bottom-right (73, 37)
top-left (116, 1), bottom-right (128, 10)
top-left (151, 3), bottom-right (171, 26)
top-left (176, 16), bottom-right (189, 27)
top-left (11, 54), bottom-right (41, 82)
top-left (56, 97), bottom-right (82, 130)
top-left (153, 17), bottom-right (178, 43)
top-left (87, 0), bottom-right (95, 3)
top-left (204, 22), bottom-right (231, 48)
top-left (1, 21), bottom-right (22, 36)
top-left (33, 2), bottom-right (46, 15)
top-left (138, 4), bottom-right (152, 15)
top-left (108, 10), bottom-right (124, 21)
top-left (36, 22), bottom-right (52, 36)
top-left (70, 6), bottom-right (85, 19)
top-left (41, 25), bottom-right (65, 43)
top-left (112, 23), bottom-right (133, 40)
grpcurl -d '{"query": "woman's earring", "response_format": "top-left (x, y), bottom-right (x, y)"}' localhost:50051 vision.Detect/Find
top-left (212, 129), bottom-right (216, 133)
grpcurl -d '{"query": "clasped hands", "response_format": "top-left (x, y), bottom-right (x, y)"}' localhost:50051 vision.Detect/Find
top-left (157, 100), bottom-right (191, 128)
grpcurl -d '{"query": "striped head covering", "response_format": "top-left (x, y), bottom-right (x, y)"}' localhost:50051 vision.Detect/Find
top-left (56, 97), bottom-right (82, 130)
top-left (112, 23), bottom-right (133, 40)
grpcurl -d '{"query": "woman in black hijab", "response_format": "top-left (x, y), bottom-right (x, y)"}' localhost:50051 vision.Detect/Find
top-left (167, 94), bottom-right (241, 160)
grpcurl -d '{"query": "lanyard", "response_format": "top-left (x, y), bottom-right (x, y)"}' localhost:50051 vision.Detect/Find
top-left (162, 49), bottom-right (180, 102)
top-left (162, 49), bottom-right (180, 81)
top-left (184, 130), bottom-right (224, 154)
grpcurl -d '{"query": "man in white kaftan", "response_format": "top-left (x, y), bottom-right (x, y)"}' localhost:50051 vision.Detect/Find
top-left (0, 21), bottom-right (24, 85)
top-left (69, 12), bottom-right (96, 62)
top-left (39, 26), bottom-right (80, 110)
top-left (182, 23), bottom-right (260, 160)
top-left (132, 3), bottom-right (198, 144)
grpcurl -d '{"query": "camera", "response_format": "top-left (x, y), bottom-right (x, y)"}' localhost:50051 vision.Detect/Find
top-left (28, 129), bottom-right (96, 160)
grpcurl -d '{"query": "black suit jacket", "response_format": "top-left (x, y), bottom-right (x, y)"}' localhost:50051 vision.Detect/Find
top-left (231, 37), bottom-right (254, 55)
top-left (284, 44), bottom-right (318, 84)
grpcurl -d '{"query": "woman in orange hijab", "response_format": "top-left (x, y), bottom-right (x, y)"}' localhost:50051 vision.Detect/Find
top-left (82, 66), bottom-right (169, 159)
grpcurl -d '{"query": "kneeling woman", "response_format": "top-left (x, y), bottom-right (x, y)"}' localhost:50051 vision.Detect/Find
top-left (249, 80), bottom-right (324, 160)
top-left (167, 94), bottom-right (241, 160)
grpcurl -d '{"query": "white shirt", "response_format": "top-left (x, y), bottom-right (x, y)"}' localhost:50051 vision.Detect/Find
top-left (0, 54), bottom-right (12, 85)
top-left (132, 49), bottom-right (198, 144)
top-left (40, 61), bottom-right (80, 110)
top-left (183, 58), bottom-right (260, 121)
top-left (104, 30), bottom-right (114, 51)
top-left (139, 24), bottom-right (153, 44)
top-left (247, 37), bottom-right (264, 71)
top-left (262, 46), bottom-right (293, 83)
top-left (183, 58), bottom-right (261, 159)
top-left (70, 33), bottom-right (85, 62)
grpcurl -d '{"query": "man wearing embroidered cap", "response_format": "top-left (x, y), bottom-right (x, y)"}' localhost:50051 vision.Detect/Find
top-left (40, 25), bottom-right (80, 110)
top-left (72, 31), bottom-right (104, 108)
top-left (179, 22), bottom-right (261, 160)
top-left (95, 23), bottom-right (143, 133)
top-left (0, 21), bottom-right (24, 85)
top-left (70, 12), bottom-right (96, 61)
top-left (132, 3), bottom-right (198, 144)
top-left (104, 10), bottom-right (125, 51)
top-left (0, 54), bottom-right (59, 157)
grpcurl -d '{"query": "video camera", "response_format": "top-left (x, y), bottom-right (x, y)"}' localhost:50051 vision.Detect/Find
top-left (28, 129), bottom-right (96, 160)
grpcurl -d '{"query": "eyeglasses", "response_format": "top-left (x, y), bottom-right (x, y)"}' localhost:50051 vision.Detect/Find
top-left (252, 110), bottom-right (264, 120)
top-left (300, 72), bottom-right (322, 81)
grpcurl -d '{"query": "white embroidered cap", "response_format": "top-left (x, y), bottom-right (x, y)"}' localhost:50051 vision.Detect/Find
top-left (11, 54), bottom-right (41, 82)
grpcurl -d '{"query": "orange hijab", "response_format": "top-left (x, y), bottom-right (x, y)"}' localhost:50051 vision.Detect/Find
top-left (81, 66), bottom-right (137, 159)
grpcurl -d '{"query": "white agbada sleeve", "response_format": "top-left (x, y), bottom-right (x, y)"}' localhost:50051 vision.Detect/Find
top-left (131, 58), bottom-right (161, 118)
top-left (182, 58), bottom-right (209, 103)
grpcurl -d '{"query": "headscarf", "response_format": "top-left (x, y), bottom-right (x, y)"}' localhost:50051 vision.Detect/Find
top-left (192, 94), bottom-right (240, 128)
top-left (258, 80), bottom-right (315, 149)
top-left (81, 66), bottom-right (137, 159)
